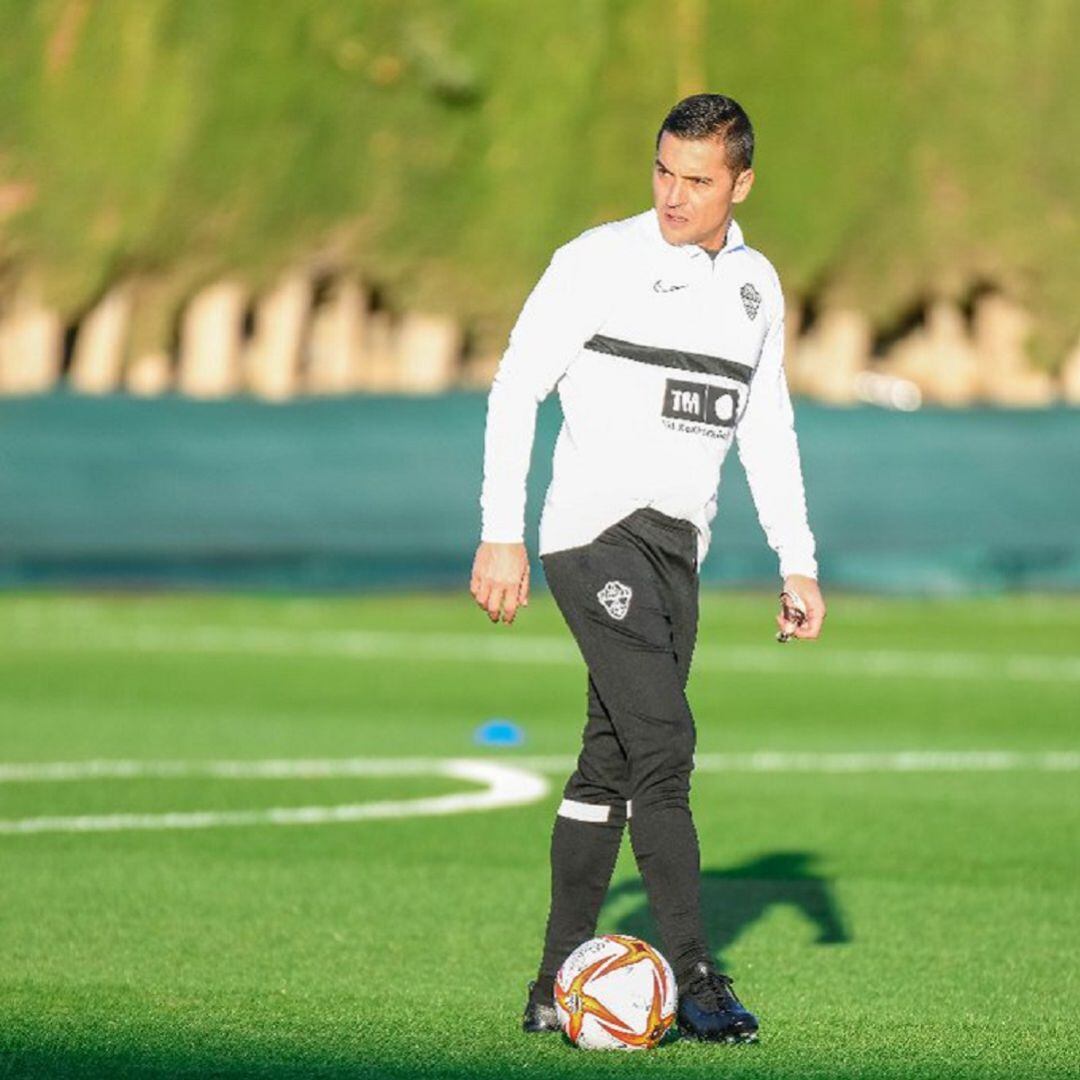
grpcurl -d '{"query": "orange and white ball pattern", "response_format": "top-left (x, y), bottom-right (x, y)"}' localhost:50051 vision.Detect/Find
top-left (554, 934), bottom-right (676, 1051)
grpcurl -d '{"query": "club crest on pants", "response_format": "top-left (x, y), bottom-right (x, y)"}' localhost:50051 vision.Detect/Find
top-left (597, 580), bottom-right (632, 620)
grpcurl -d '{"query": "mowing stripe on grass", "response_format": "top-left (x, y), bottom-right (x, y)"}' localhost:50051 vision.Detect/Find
top-left (8, 623), bottom-right (1080, 683)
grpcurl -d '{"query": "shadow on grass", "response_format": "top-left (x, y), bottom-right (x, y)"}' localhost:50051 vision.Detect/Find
top-left (603, 850), bottom-right (850, 968)
top-left (0, 1036), bottom-right (757, 1080)
top-left (0, 1046), bottom-right (517, 1080)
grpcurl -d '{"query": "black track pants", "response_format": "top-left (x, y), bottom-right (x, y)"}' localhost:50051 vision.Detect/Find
top-left (533, 507), bottom-right (709, 994)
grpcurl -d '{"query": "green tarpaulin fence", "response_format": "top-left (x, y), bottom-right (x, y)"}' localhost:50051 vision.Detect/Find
top-left (1, 394), bottom-right (1077, 592)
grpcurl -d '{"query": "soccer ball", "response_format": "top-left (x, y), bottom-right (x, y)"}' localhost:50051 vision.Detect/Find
top-left (554, 934), bottom-right (676, 1050)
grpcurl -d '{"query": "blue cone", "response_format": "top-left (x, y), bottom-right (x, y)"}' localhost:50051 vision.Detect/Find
top-left (474, 718), bottom-right (525, 747)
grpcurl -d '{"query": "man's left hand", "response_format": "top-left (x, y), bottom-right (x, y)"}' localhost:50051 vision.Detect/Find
top-left (779, 574), bottom-right (826, 640)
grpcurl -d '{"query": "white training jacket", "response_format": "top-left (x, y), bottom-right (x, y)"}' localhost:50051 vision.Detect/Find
top-left (479, 208), bottom-right (817, 580)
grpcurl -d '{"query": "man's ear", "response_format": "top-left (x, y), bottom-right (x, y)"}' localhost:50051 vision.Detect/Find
top-left (732, 167), bottom-right (755, 204)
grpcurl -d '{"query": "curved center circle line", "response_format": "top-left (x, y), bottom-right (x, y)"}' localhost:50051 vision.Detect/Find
top-left (0, 759), bottom-right (549, 836)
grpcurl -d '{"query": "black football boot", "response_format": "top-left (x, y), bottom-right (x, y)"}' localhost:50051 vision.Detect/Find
top-left (676, 962), bottom-right (759, 1043)
top-left (521, 981), bottom-right (561, 1034)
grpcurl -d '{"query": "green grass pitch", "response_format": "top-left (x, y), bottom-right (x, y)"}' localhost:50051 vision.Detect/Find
top-left (1, 590), bottom-right (1078, 1079)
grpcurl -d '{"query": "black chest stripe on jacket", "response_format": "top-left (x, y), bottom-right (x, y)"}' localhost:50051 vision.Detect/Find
top-left (584, 333), bottom-right (755, 385)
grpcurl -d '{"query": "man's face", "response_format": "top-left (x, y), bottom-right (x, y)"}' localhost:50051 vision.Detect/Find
top-left (652, 131), bottom-right (754, 251)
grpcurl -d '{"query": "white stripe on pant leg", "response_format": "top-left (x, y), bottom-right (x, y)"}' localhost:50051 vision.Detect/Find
top-left (626, 799), bottom-right (632, 819)
top-left (557, 799), bottom-right (611, 823)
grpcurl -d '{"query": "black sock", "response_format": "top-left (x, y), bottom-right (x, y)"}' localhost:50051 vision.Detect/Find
top-left (533, 813), bottom-right (624, 1001)
top-left (628, 801), bottom-right (711, 986)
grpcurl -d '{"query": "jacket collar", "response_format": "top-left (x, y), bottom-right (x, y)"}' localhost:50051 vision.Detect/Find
top-left (642, 208), bottom-right (746, 261)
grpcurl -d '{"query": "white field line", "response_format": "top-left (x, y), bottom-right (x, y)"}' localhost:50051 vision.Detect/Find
top-left (7, 623), bottom-right (1080, 683)
top-left (516, 751), bottom-right (1080, 774)
top-left (0, 759), bottom-right (548, 836)
top-left (0, 757), bottom-right (464, 782)
top-left (2, 751), bottom-right (1077, 786)
top-left (1, 751), bottom-right (1076, 836)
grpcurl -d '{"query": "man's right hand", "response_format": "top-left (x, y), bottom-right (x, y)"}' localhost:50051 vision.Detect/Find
top-left (470, 542), bottom-right (530, 624)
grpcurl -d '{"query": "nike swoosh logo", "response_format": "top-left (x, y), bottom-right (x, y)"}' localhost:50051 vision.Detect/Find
top-left (653, 279), bottom-right (688, 293)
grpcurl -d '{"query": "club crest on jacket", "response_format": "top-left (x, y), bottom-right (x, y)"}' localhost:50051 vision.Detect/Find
top-left (740, 282), bottom-right (761, 321)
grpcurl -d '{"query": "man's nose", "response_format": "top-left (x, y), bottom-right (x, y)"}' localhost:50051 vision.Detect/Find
top-left (666, 180), bottom-right (686, 207)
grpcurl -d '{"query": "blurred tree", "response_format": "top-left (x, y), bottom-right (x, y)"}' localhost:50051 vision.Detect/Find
top-left (0, 0), bottom-right (1075, 362)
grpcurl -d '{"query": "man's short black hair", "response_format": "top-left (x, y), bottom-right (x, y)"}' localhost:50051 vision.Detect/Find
top-left (656, 94), bottom-right (754, 174)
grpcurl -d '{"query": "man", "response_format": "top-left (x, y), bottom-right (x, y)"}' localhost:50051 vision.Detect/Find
top-left (470, 93), bottom-right (825, 1043)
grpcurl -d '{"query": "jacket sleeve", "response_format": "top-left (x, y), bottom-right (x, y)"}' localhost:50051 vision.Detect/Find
top-left (734, 278), bottom-right (818, 580)
top-left (479, 241), bottom-right (605, 543)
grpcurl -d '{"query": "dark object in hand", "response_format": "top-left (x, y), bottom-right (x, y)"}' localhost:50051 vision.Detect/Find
top-left (776, 589), bottom-right (807, 643)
